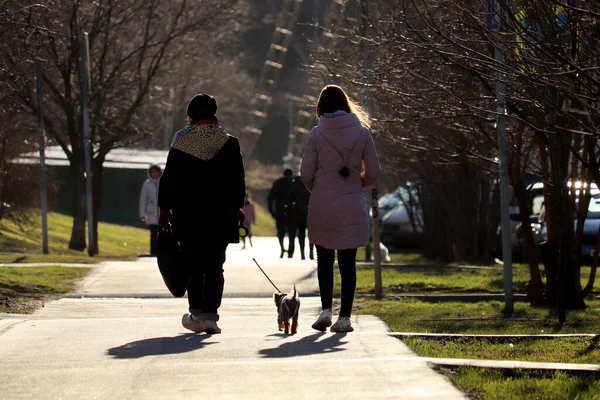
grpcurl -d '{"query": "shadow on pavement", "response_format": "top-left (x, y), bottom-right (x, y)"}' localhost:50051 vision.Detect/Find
top-left (107, 334), bottom-right (212, 359)
top-left (259, 332), bottom-right (348, 358)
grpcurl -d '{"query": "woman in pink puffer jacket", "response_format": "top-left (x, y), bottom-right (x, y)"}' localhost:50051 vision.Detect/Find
top-left (301, 85), bottom-right (381, 333)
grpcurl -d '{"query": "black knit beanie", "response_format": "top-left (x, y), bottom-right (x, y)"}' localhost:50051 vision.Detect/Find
top-left (187, 93), bottom-right (218, 122)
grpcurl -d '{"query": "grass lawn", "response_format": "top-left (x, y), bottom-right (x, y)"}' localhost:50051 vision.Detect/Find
top-left (351, 263), bottom-right (598, 296)
top-left (0, 212), bottom-right (148, 263)
top-left (404, 336), bottom-right (600, 364)
top-left (355, 248), bottom-right (431, 264)
top-left (0, 266), bottom-right (90, 313)
top-left (447, 368), bottom-right (600, 400)
top-left (343, 261), bottom-right (600, 399)
top-left (356, 299), bottom-right (600, 335)
top-left (355, 299), bottom-right (600, 399)
top-left (251, 201), bottom-right (276, 237)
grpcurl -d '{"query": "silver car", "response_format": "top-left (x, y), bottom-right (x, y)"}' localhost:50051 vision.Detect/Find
top-left (376, 185), bottom-right (422, 250)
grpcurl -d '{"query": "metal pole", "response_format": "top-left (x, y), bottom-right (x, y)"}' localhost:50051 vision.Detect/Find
top-left (35, 60), bottom-right (49, 255)
top-left (491, 0), bottom-right (513, 311)
top-left (365, 189), bottom-right (372, 262)
top-left (372, 187), bottom-right (382, 298)
top-left (362, 0), bottom-right (382, 297)
top-left (80, 32), bottom-right (96, 256)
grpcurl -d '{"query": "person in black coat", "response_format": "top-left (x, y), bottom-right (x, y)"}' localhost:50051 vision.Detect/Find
top-left (291, 176), bottom-right (314, 260)
top-left (268, 168), bottom-right (296, 258)
top-left (158, 93), bottom-right (245, 334)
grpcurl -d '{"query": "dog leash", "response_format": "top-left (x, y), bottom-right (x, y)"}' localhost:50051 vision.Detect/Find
top-left (252, 258), bottom-right (282, 293)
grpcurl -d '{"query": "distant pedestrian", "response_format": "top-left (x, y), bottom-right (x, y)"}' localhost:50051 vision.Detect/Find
top-left (139, 164), bottom-right (162, 256)
top-left (301, 85), bottom-right (381, 333)
top-left (241, 191), bottom-right (256, 249)
top-left (268, 168), bottom-right (296, 258)
top-left (158, 93), bottom-right (246, 335)
top-left (291, 176), bottom-right (314, 260)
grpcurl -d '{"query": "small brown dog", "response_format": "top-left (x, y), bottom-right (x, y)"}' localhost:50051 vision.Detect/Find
top-left (273, 285), bottom-right (300, 334)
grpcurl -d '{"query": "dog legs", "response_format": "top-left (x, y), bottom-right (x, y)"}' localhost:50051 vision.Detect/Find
top-left (291, 307), bottom-right (299, 334)
top-left (278, 318), bottom-right (284, 332)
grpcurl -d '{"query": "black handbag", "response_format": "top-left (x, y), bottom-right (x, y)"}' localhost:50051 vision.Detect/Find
top-left (156, 227), bottom-right (189, 297)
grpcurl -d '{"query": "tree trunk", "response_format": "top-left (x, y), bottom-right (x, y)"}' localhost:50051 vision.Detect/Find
top-left (572, 135), bottom-right (589, 273)
top-left (538, 140), bottom-right (558, 303)
top-left (539, 140), bottom-right (554, 236)
top-left (511, 167), bottom-right (544, 305)
top-left (68, 156), bottom-right (87, 251)
top-left (546, 126), bottom-right (585, 321)
top-left (509, 127), bottom-right (544, 305)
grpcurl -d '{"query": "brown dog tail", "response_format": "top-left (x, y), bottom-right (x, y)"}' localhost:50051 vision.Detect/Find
top-left (290, 284), bottom-right (298, 299)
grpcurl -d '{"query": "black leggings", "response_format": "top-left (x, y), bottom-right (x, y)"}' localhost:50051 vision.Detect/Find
top-left (316, 245), bottom-right (357, 318)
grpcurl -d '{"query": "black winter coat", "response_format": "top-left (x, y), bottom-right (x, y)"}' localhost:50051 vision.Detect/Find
top-left (268, 176), bottom-right (293, 220)
top-left (291, 176), bottom-right (310, 226)
top-left (158, 123), bottom-right (245, 244)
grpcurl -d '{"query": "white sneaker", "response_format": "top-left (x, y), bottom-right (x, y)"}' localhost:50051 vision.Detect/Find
top-left (330, 317), bottom-right (354, 332)
top-left (182, 314), bottom-right (222, 334)
top-left (311, 308), bottom-right (332, 332)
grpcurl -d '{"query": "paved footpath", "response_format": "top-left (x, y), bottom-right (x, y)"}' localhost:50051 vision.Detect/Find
top-left (0, 237), bottom-right (465, 399)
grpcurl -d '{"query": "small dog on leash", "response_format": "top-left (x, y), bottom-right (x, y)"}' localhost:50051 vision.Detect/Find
top-left (273, 284), bottom-right (300, 334)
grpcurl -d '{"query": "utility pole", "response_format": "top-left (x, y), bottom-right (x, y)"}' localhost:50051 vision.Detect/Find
top-left (489, 0), bottom-right (513, 311)
top-left (361, 0), bottom-right (382, 297)
top-left (35, 60), bottom-right (49, 254)
top-left (80, 32), bottom-right (97, 256)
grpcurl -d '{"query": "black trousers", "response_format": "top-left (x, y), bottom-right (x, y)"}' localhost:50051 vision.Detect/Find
top-left (316, 245), bottom-right (357, 317)
top-left (276, 217), bottom-right (296, 257)
top-left (149, 224), bottom-right (159, 256)
top-left (296, 224), bottom-right (314, 257)
top-left (182, 240), bottom-right (228, 321)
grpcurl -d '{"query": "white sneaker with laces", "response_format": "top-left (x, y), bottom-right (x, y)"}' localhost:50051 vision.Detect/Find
top-left (311, 308), bottom-right (332, 331)
top-left (330, 316), bottom-right (354, 332)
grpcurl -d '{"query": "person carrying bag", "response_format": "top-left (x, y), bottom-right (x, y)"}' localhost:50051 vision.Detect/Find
top-left (157, 93), bottom-right (246, 335)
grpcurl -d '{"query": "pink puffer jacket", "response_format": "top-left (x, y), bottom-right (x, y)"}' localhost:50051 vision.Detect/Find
top-left (300, 113), bottom-right (381, 250)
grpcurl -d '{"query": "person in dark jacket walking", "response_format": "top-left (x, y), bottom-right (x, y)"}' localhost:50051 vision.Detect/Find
top-left (139, 164), bottom-right (162, 256)
top-left (158, 93), bottom-right (245, 334)
top-left (268, 168), bottom-right (296, 258)
top-left (241, 191), bottom-right (255, 249)
top-left (291, 176), bottom-right (314, 260)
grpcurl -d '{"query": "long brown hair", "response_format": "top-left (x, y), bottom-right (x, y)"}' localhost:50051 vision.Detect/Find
top-left (316, 85), bottom-right (370, 128)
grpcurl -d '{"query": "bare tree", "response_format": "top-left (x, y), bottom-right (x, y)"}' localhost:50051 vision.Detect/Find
top-left (310, 0), bottom-right (600, 314)
top-left (0, 1), bottom-right (49, 226)
top-left (12, 0), bottom-right (247, 252)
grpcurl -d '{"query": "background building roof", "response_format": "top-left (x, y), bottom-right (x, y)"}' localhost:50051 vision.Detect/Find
top-left (15, 146), bottom-right (168, 170)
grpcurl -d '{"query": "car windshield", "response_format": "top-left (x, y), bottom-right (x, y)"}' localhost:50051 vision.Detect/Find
top-left (532, 194), bottom-right (544, 215)
top-left (586, 195), bottom-right (600, 219)
top-left (379, 192), bottom-right (402, 209)
top-left (571, 194), bottom-right (600, 219)
top-left (379, 186), bottom-right (419, 209)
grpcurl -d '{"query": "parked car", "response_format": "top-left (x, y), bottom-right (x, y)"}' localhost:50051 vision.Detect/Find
top-left (376, 184), bottom-right (422, 250)
top-left (502, 182), bottom-right (600, 261)
top-left (579, 195), bottom-right (600, 258)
